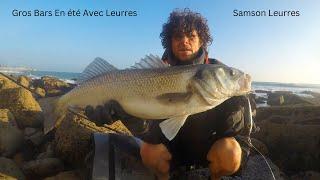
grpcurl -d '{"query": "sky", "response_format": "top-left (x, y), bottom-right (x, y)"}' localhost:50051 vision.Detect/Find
top-left (0, 0), bottom-right (319, 84)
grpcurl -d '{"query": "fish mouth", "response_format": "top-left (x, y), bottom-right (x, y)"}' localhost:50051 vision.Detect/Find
top-left (239, 73), bottom-right (252, 92)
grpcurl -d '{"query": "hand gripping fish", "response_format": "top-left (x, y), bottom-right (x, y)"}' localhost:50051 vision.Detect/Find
top-left (43, 55), bottom-right (251, 140)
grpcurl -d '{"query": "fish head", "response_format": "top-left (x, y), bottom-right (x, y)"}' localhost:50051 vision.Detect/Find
top-left (213, 65), bottom-right (252, 96)
top-left (193, 65), bottom-right (251, 101)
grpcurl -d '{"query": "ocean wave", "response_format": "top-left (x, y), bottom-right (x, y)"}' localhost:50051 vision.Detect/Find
top-left (252, 82), bottom-right (320, 94)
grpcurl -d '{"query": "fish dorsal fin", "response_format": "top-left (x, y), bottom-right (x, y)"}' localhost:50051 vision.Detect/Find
top-left (130, 54), bottom-right (169, 69)
top-left (159, 114), bottom-right (189, 141)
top-left (77, 57), bottom-right (118, 84)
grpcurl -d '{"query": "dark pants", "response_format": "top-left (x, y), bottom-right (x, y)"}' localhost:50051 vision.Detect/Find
top-left (141, 96), bottom-right (252, 171)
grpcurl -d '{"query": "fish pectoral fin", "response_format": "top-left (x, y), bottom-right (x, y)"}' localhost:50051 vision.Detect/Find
top-left (77, 57), bottom-right (118, 84)
top-left (159, 115), bottom-right (189, 141)
top-left (156, 92), bottom-right (193, 105)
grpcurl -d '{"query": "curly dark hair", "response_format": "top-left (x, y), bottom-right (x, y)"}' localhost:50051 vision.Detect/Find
top-left (160, 9), bottom-right (213, 51)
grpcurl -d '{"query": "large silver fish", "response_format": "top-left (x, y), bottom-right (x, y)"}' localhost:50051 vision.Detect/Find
top-left (44, 55), bottom-right (251, 140)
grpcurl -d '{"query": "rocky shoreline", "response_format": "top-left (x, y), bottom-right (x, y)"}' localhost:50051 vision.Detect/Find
top-left (1, 74), bottom-right (319, 179)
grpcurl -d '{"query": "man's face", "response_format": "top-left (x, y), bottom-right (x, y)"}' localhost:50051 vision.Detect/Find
top-left (171, 30), bottom-right (203, 61)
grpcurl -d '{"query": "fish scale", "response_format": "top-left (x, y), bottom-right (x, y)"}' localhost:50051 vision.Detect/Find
top-left (44, 57), bottom-right (251, 140)
top-left (78, 68), bottom-right (190, 98)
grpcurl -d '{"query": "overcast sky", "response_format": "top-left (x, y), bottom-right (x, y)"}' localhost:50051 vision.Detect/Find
top-left (0, 0), bottom-right (319, 84)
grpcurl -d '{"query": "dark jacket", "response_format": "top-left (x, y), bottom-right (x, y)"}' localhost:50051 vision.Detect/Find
top-left (141, 49), bottom-right (252, 167)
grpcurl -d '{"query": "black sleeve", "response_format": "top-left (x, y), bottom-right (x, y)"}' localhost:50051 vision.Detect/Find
top-left (214, 96), bottom-right (248, 138)
top-left (140, 120), bottom-right (169, 145)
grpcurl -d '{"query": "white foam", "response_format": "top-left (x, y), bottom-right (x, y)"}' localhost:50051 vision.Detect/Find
top-left (61, 79), bottom-right (76, 84)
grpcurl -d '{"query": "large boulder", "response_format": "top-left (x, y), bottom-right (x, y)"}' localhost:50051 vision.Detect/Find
top-left (239, 155), bottom-right (287, 180)
top-left (0, 108), bottom-right (15, 124)
top-left (255, 96), bottom-right (267, 104)
top-left (37, 143), bottom-right (54, 160)
top-left (0, 74), bottom-right (19, 90)
top-left (17, 75), bottom-right (31, 88)
top-left (25, 129), bottom-right (45, 146)
top-left (53, 112), bottom-right (131, 167)
top-left (0, 87), bottom-right (43, 128)
top-left (254, 105), bottom-right (320, 172)
top-left (301, 91), bottom-right (320, 98)
top-left (35, 87), bottom-right (46, 98)
top-left (0, 157), bottom-right (25, 180)
top-left (33, 76), bottom-right (73, 97)
top-left (22, 158), bottom-right (64, 178)
top-left (267, 91), bottom-right (312, 106)
top-left (0, 109), bottom-right (24, 157)
top-left (41, 76), bottom-right (70, 90)
top-left (166, 155), bottom-right (286, 180)
top-left (43, 170), bottom-right (83, 180)
top-left (255, 105), bottom-right (320, 123)
top-left (12, 140), bottom-right (39, 167)
top-left (250, 138), bottom-right (269, 156)
top-left (290, 171), bottom-right (320, 180)
top-left (300, 91), bottom-right (320, 105)
top-left (255, 90), bottom-right (271, 94)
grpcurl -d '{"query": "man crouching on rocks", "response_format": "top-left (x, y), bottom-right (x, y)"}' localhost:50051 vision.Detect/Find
top-left (87, 9), bottom-right (253, 180)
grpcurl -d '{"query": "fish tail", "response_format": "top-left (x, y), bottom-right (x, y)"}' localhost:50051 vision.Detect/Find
top-left (41, 97), bottom-right (67, 134)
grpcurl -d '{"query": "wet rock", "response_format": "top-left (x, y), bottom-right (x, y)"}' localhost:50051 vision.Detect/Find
top-left (17, 75), bottom-right (31, 88)
top-left (31, 78), bottom-right (42, 88)
top-left (46, 89), bottom-right (64, 97)
top-left (41, 76), bottom-right (70, 89)
top-left (25, 130), bottom-right (45, 146)
top-left (14, 140), bottom-right (38, 163)
top-left (37, 150), bottom-right (54, 160)
top-left (290, 171), bottom-right (320, 180)
top-left (254, 106), bottom-right (320, 172)
top-left (0, 157), bottom-right (25, 180)
top-left (250, 138), bottom-right (269, 156)
top-left (37, 143), bottom-right (54, 160)
top-left (13, 152), bottom-right (25, 167)
top-left (239, 155), bottom-right (287, 180)
top-left (255, 90), bottom-right (271, 94)
top-left (0, 74), bottom-right (19, 90)
top-left (43, 170), bottom-right (83, 180)
top-left (299, 91), bottom-right (320, 105)
top-left (301, 91), bottom-right (320, 98)
top-left (267, 91), bottom-right (311, 106)
top-left (0, 108), bottom-right (15, 124)
top-left (256, 105), bottom-right (320, 123)
top-left (24, 127), bottom-right (37, 137)
top-left (35, 87), bottom-right (46, 98)
top-left (0, 87), bottom-right (43, 128)
top-left (22, 158), bottom-right (64, 178)
top-left (0, 109), bottom-right (24, 157)
top-left (31, 76), bottom-right (74, 97)
top-left (255, 96), bottom-right (267, 104)
top-left (267, 93), bottom-right (285, 106)
top-left (167, 155), bottom-right (286, 180)
top-left (274, 90), bottom-right (293, 94)
top-left (39, 76), bottom-right (73, 96)
top-left (54, 112), bottom-right (131, 167)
